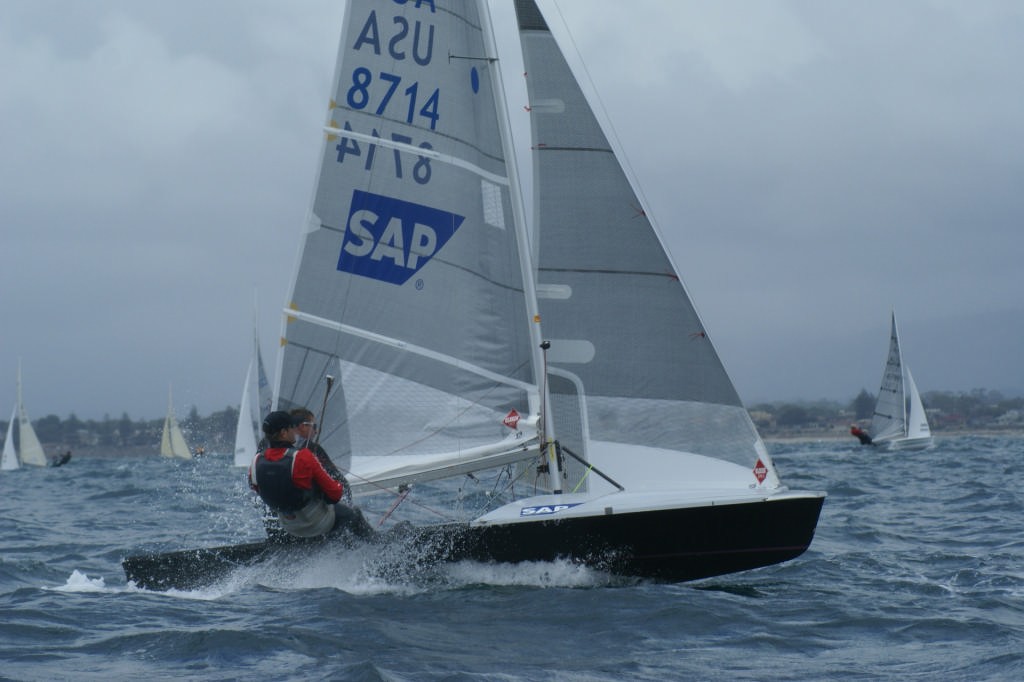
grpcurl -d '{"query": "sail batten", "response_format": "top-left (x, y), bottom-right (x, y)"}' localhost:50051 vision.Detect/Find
top-left (323, 126), bottom-right (512, 186)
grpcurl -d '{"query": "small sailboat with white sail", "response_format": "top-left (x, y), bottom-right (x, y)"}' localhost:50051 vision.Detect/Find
top-left (233, 321), bottom-right (273, 467)
top-left (866, 311), bottom-right (933, 451)
top-left (233, 360), bottom-right (258, 467)
top-left (124, 0), bottom-right (824, 589)
top-left (2, 363), bottom-right (48, 469)
top-left (160, 386), bottom-right (193, 460)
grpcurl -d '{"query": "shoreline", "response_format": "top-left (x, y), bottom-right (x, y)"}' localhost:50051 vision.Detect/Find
top-left (762, 427), bottom-right (1024, 443)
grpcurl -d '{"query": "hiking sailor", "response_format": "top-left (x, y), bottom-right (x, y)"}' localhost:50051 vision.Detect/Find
top-left (249, 410), bottom-right (374, 540)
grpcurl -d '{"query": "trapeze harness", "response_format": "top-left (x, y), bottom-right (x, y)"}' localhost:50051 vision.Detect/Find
top-left (253, 448), bottom-right (336, 538)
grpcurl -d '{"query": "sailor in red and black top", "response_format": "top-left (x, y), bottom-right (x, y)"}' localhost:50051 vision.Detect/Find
top-left (850, 424), bottom-right (873, 445)
top-left (249, 410), bottom-right (350, 538)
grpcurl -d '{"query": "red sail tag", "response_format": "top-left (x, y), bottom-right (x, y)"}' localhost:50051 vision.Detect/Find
top-left (503, 409), bottom-right (521, 429)
top-left (753, 458), bottom-right (768, 483)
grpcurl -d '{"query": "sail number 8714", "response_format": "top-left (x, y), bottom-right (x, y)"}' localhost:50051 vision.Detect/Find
top-left (347, 67), bottom-right (440, 131)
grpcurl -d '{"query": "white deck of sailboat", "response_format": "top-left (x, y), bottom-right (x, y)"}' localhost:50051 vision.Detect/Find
top-left (472, 486), bottom-right (824, 526)
top-left (349, 441), bottom-right (825, 527)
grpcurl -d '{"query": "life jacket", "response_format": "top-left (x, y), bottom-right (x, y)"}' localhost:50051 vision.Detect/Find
top-left (253, 448), bottom-right (336, 538)
top-left (253, 448), bottom-right (315, 513)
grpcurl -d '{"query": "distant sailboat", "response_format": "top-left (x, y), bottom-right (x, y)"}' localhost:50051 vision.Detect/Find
top-left (160, 387), bottom-right (193, 460)
top-left (234, 314), bottom-right (273, 467)
top-left (233, 359), bottom-right (258, 467)
top-left (5, 363), bottom-right (48, 468)
top-left (868, 311), bottom-right (934, 450)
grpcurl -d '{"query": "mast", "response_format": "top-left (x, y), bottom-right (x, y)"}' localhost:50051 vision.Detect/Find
top-left (480, 0), bottom-right (563, 492)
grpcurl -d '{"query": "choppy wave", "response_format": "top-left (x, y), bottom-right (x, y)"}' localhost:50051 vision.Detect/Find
top-left (1, 436), bottom-right (1023, 680)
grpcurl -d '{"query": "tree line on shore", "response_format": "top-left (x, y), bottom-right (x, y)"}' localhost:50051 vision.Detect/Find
top-left (4, 388), bottom-right (1022, 453)
top-left (751, 388), bottom-right (1023, 434)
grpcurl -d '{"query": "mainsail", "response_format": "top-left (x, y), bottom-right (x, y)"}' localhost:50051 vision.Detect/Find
top-left (275, 0), bottom-right (543, 491)
top-left (870, 311), bottom-right (909, 441)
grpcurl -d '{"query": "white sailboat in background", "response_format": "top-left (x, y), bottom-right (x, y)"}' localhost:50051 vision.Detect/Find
top-left (4, 363), bottom-right (48, 468)
top-left (233, 360), bottom-right (258, 467)
top-left (868, 311), bottom-right (934, 451)
top-left (160, 386), bottom-right (193, 460)
top-left (233, 321), bottom-right (272, 467)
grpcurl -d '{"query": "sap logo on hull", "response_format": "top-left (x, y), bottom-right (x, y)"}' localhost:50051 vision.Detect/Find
top-left (519, 503), bottom-right (582, 517)
top-left (339, 189), bottom-right (464, 285)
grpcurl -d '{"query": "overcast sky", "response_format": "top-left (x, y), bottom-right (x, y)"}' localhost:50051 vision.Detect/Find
top-left (2, 0), bottom-right (1022, 421)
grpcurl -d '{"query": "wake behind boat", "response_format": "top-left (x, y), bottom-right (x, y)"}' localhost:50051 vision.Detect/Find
top-left (124, 0), bottom-right (824, 591)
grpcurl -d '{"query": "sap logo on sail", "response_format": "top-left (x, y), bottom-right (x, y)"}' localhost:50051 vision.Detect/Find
top-left (339, 189), bottom-right (464, 285)
top-left (520, 503), bottom-right (582, 517)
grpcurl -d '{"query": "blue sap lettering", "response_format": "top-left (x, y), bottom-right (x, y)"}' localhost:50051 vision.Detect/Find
top-left (518, 502), bottom-right (582, 517)
top-left (371, 217), bottom-right (405, 266)
top-left (353, 11), bottom-right (381, 54)
top-left (343, 210), bottom-right (377, 257)
top-left (339, 190), bottom-right (463, 285)
top-left (407, 224), bottom-right (436, 269)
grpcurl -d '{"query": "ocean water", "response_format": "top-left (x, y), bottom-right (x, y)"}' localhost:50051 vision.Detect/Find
top-left (1, 435), bottom-right (1022, 681)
